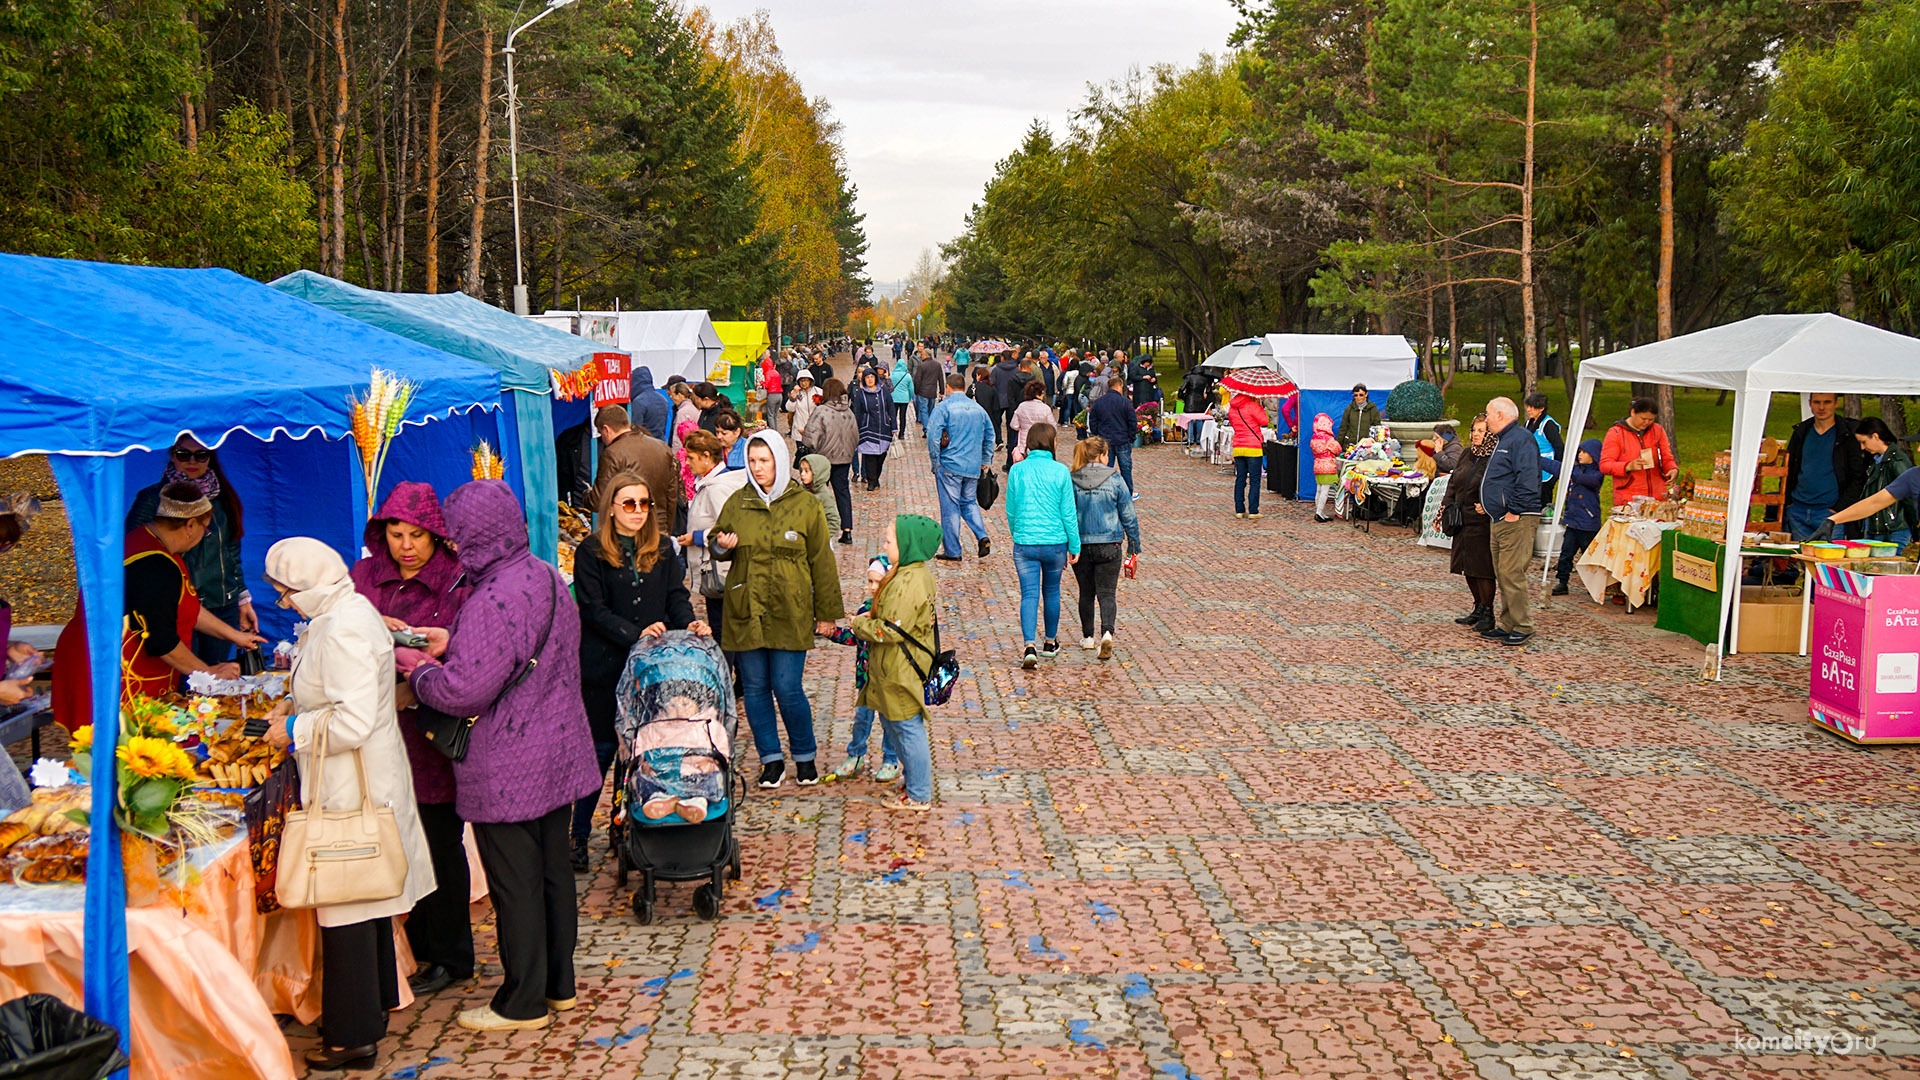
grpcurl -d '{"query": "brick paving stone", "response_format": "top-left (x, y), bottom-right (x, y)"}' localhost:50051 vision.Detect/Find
top-left (1391, 804), bottom-right (1650, 875)
top-left (1401, 924), bottom-right (1738, 1044)
top-left (1200, 837), bottom-right (1457, 922)
top-left (1558, 775), bottom-right (1819, 838)
top-left (1050, 772), bottom-right (1254, 836)
top-left (932, 720), bottom-right (1106, 769)
top-left (1230, 747), bottom-right (1435, 802)
top-left (1385, 723), bottom-right (1590, 774)
top-left (975, 877), bottom-right (1234, 974)
top-left (859, 1046), bottom-right (1154, 1079)
top-left (693, 921), bottom-right (963, 1035)
top-left (1607, 881), bottom-right (1920, 981)
top-left (1096, 703), bottom-right (1276, 749)
top-left (1777, 840), bottom-right (1920, 927)
top-left (277, 420), bottom-right (1920, 1079)
top-left (1156, 980), bottom-right (1478, 1080)
top-left (1678, 1055), bottom-right (1920, 1079)
top-left (1528, 703), bottom-right (1735, 747)
top-left (1703, 749), bottom-right (1920, 806)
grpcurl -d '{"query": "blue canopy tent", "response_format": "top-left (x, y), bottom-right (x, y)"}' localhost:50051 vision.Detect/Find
top-left (0, 252), bottom-right (502, 1062)
top-left (1265, 334), bottom-right (1418, 498)
top-left (271, 272), bottom-right (622, 564)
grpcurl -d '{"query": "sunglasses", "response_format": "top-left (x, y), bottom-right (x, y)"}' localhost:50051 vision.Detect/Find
top-left (617, 497), bottom-right (653, 513)
top-left (172, 448), bottom-right (213, 462)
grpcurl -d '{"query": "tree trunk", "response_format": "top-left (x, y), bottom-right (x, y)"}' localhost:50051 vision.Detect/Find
top-left (1843, 395), bottom-right (1863, 420)
top-left (1442, 250), bottom-right (1458, 396)
top-left (305, 45), bottom-right (327, 275)
top-left (465, 20), bottom-right (495, 298)
top-left (1884, 397), bottom-right (1910, 441)
top-left (423, 0), bottom-right (449, 292)
top-left (1656, 44), bottom-right (1676, 345)
top-left (1517, 0), bottom-right (1541, 398)
top-left (328, 0), bottom-right (349, 276)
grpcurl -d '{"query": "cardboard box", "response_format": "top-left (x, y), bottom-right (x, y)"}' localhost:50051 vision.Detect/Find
top-left (1736, 585), bottom-right (1805, 654)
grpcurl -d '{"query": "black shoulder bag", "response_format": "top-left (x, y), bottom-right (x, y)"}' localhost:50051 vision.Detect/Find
top-left (881, 618), bottom-right (959, 707)
top-left (414, 573), bottom-right (558, 761)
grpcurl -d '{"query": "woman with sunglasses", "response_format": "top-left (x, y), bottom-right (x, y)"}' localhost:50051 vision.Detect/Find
top-left (571, 476), bottom-right (708, 870)
top-left (126, 435), bottom-right (262, 662)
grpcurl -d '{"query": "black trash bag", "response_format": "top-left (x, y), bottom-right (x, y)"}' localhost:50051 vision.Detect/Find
top-left (0, 994), bottom-right (129, 1080)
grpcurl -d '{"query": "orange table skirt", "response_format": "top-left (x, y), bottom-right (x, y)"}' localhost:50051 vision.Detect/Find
top-left (0, 835), bottom-right (418, 1080)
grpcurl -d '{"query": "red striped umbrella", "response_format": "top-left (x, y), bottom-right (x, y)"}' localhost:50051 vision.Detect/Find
top-left (1220, 367), bottom-right (1294, 395)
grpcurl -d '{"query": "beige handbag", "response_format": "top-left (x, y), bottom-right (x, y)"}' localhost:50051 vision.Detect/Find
top-left (274, 714), bottom-right (407, 909)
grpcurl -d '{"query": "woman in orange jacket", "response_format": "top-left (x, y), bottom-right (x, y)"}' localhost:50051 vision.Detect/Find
top-left (1598, 398), bottom-right (1677, 502)
top-left (1228, 393), bottom-right (1270, 519)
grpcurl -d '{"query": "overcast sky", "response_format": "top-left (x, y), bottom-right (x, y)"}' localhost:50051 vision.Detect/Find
top-left (693, 0), bottom-right (1245, 290)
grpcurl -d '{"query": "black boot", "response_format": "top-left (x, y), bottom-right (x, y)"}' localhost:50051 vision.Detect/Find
top-left (1468, 604), bottom-right (1495, 633)
top-left (1453, 606), bottom-right (1482, 626)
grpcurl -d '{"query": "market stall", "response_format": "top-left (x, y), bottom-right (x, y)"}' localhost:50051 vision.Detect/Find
top-left (538, 308), bottom-right (725, 387)
top-left (272, 271), bottom-right (616, 565)
top-left (1549, 313), bottom-right (1920, 669)
top-left (1, 252), bottom-right (502, 1071)
top-left (713, 320), bottom-right (771, 388)
top-left (1265, 334), bottom-right (1417, 499)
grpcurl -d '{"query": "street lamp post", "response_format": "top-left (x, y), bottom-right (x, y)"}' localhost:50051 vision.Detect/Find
top-left (505, 0), bottom-right (580, 316)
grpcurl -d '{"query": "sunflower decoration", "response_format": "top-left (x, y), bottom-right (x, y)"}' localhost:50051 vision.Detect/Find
top-left (70, 725), bottom-right (94, 754)
top-left (119, 737), bottom-right (196, 781)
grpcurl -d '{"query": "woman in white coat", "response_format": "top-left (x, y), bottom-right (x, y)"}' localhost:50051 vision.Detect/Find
top-left (262, 537), bottom-right (433, 1072)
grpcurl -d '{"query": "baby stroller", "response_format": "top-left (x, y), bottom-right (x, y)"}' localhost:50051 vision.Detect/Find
top-left (610, 631), bottom-right (743, 923)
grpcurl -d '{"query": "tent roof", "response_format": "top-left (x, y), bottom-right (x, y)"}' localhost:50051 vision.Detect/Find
top-left (1576, 313), bottom-right (1920, 394)
top-left (714, 320), bottom-right (770, 350)
top-left (1265, 333), bottom-right (1416, 391)
top-left (273, 271), bottom-right (610, 393)
top-left (541, 309), bottom-right (723, 382)
top-left (0, 254), bottom-right (501, 459)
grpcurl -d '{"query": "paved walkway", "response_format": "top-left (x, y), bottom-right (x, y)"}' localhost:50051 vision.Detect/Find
top-left (311, 416), bottom-right (1920, 1079)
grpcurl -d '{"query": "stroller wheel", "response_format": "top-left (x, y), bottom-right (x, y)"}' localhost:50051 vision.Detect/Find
top-left (694, 883), bottom-right (721, 921)
top-left (631, 892), bottom-right (654, 925)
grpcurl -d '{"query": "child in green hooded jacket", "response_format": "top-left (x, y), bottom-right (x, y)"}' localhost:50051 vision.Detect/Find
top-left (844, 513), bottom-right (941, 811)
top-left (798, 453), bottom-right (840, 535)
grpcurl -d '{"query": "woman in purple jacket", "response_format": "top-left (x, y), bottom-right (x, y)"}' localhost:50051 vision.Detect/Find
top-left (400, 480), bottom-right (600, 1032)
top-left (349, 482), bottom-right (474, 998)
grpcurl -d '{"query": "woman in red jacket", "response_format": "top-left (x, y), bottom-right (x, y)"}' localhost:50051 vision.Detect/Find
top-left (1599, 398), bottom-right (1677, 502)
top-left (1228, 392), bottom-right (1270, 519)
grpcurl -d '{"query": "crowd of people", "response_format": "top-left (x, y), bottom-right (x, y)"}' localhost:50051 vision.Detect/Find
top-left (57, 340), bottom-right (1920, 1074)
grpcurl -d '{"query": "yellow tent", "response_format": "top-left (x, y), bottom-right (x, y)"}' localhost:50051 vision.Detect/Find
top-left (714, 321), bottom-right (771, 374)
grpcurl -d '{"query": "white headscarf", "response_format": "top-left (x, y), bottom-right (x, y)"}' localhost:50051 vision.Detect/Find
top-left (744, 428), bottom-right (792, 507)
top-left (265, 537), bottom-right (354, 617)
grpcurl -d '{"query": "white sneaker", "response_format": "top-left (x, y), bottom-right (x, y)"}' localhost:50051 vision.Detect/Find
top-left (458, 1006), bottom-right (550, 1031)
top-left (1098, 632), bottom-right (1114, 661)
top-left (1081, 636), bottom-right (1096, 650)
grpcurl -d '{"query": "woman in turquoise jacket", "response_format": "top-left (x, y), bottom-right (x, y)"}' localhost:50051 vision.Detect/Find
top-left (1004, 423), bottom-right (1081, 669)
top-left (889, 356), bottom-right (914, 436)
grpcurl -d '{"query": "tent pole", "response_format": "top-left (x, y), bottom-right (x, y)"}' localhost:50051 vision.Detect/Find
top-left (1718, 388), bottom-right (1768, 672)
top-left (47, 455), bottom-right (131, 1067)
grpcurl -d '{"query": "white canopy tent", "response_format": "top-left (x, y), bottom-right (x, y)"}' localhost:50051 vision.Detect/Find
top-left (538, 308), bottom-right (723, 383)
top-left (1264, 333), bottom-right (1417, 392)
top-left (1200, 337), bottom-right (1278, 373)
top-left (1547, 313), bottom-right (1920, 663)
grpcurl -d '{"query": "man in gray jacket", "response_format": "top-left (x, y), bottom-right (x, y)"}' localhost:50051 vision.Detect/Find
top-left (913, 350), bottom-right (945, 435)
top-left (1479, 397), bottom-right (1542, 646)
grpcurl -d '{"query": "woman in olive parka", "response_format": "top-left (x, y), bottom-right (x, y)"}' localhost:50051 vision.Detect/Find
top-left (710, 429), bottom-right (846, 789)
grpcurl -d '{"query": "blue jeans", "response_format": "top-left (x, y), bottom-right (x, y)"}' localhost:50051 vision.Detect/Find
top-left (1013, 543), bottom-right (1069, 643)
top-left (936, 470), bottom-right (990, 557)
top-left (571, 737), bottom-right (617, 843)
top-left (1107, 443), bottom-right (1134, 494)
top-left (846, 705), bottom-right (899, 766)
top-left (914, 395), bottom-right (933, 433)
top-left (1234, 456), bottom-right (1262, 514)
top-left (735, 648), bottom-right (816, 764)
top-left (1871, 527), bottom-right (1913, 549)
top-left (1787, 501), bottom-right (1838, 541)
top-left (878, 713), bottom-right (933, 803)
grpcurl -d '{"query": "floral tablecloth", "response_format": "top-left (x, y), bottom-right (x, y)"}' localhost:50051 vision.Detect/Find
top-left (1576, 516), bottom-right (1680, 610)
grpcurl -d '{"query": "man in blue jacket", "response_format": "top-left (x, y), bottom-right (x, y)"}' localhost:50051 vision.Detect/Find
top-left (1480, 396), bottom-right (1542, 645)
top-left (628, 367), bottom-right (672, 441)
top-left (926, 373), bottom-right (997, 561)
top-left (1089, 381), bottom-right (1138, 496)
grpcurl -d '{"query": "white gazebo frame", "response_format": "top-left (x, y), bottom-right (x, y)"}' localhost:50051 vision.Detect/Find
top-left (1546, 314), bottom-right (1920, 670)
